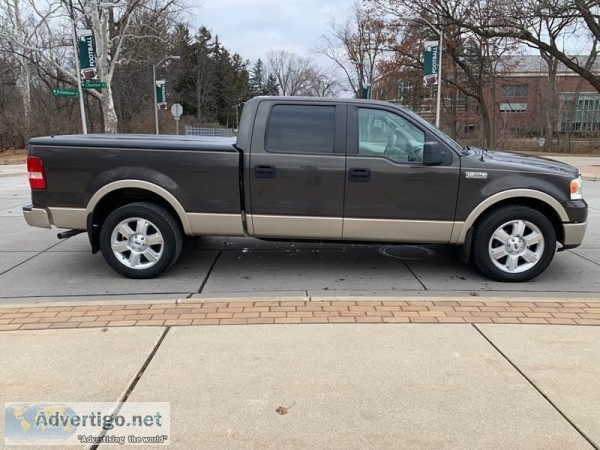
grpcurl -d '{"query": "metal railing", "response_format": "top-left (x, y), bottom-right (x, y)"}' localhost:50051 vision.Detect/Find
top-left (185, 127), bottom-right (233, 137)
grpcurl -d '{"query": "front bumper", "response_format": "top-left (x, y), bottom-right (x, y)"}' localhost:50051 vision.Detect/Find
top-left (562, 222), bottom-right (587, 249)
top-left (22, 205), bottom-right (51, 229)
top-left (560, 199), bottom-right (587, 249)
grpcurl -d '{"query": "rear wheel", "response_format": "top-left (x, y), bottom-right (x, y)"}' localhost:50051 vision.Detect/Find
top-left (99, 202), bottom-right (182, 279)
top-left (472, 206), bottom-right (556, 282)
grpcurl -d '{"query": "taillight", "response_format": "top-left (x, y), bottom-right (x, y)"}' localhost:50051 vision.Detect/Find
top-left (27, 156), bottom-right (46, 190)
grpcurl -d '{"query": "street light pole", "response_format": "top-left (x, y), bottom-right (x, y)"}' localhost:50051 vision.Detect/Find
top-left (435, 30), bottom-right (443, 128)
top-left (69, 2), bottom-right (114, 134)
top-left (70, 16), bottom-right (87, 134)
top-left (153, 55), bottom-right (180, 134)
top-left (406, 17), bottom-right (443, 128)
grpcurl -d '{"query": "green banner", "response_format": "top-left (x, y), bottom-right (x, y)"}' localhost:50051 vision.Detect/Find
top-left (78, 30), bottom-right (98, 81)
top-left (156, 80), bottom-right (167, 108)
top-left (361, 85), bottom-right (372, 99)
top-left (423, 40), bottom-right (439, 86)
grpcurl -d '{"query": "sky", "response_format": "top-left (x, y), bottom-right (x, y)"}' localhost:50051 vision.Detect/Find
top-left (188, 0), bottom-right (357, 65)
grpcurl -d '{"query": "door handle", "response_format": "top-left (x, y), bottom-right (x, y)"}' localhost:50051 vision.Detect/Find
top-left (254, 164), bottom-right (276, 178)
top-left (348, 168), bottom-right (371, 182)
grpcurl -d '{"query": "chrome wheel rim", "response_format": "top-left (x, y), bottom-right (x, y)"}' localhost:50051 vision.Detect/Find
top-left (110, 217), bottom-right (164, 270)
top-left (488, 220), bottom-right (544, 274)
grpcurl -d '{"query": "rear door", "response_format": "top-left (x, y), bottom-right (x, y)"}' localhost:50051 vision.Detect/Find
top-left (343, 105), bottom-right (460, 243)
top-left (248, 100), bottom-right (347, 238)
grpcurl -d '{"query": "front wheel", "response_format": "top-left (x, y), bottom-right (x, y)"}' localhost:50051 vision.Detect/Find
top-left (472, 206), bottom-right (556, 282)
top-left (99, 202), bottom-right (182, 279)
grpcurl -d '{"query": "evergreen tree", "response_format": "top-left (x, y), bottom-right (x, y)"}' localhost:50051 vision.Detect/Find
top-left (264, 74), bottom-right (279, 96)
top-left (250, 59), bottom-right (265, 96)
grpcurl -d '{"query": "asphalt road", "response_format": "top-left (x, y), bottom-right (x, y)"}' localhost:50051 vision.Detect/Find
top-left (1, 173), bottom-right (599, 305)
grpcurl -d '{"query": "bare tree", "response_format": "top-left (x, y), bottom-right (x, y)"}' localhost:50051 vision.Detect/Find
top-left (416, 0), bottom-right (600, 92)
top-left (318, 2), bottom-right (390, 98)
top-left (301, 68), bottom-right (341, 97)
top-left (266, 49), bottom-right (315, 96)
top-left (0, 0), bottom-right (181, 133)
top-left (0, 0), bottom-right (60, 137)
top-left (370, 0), bottom-right (520, 146)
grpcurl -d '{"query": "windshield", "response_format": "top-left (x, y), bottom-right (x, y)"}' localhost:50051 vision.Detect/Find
top-left (401, 108), bottom-right (464, 153)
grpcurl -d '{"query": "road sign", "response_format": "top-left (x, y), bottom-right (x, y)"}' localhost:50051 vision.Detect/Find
top-left (52, 89), bottom-right (79, 98)
top-left (171, 103), bottom-right (183, 135)
top-left (171, 103), bottom-right (183, 119)
top-left (82, 81), bottom-right (107, 90)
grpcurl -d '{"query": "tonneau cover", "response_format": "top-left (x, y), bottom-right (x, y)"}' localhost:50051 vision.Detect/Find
top-left (29, 134), bottom-right (237, 152)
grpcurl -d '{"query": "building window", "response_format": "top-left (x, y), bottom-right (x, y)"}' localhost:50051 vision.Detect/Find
top-left (398, 81), bottom-right (412, 95)
top-left (500, 102), bottom-right (528, 113)
top-left (502, 84), bottom-right (529, 97)
top-left (561, 93), bottom-right (600, 132)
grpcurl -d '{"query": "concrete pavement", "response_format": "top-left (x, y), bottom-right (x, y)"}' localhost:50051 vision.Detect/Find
top-left (1, 322), bottom-right (598, 449)
top-left (2, 170), bottom-right (600, 305)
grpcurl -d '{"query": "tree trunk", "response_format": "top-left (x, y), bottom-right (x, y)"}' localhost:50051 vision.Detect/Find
top-left (480, 102), bottom-right (493, 148)
top-left (18, 65), bottom-right (32, 139)
top-left (488, 80), bottom-right (496, 148)
top-left (101, 87), bottom-right (118, 133)
top-left (544, 57), bottom-right (559, 151)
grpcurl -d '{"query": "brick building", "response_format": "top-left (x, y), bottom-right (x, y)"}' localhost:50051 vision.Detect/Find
top-left (495, 55), bottom-right (600, 135)
top-left (375, 54), bottom-right (600, 141)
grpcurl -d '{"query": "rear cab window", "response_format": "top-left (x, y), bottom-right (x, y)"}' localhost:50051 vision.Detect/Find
top-left (265, 105), bottom-right (336, 154)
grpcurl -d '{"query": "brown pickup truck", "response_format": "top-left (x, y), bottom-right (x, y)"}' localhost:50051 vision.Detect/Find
top-left (23, 96), bottom-right (587, 281)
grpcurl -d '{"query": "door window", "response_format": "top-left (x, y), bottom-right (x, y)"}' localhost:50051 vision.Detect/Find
top-left (358, 108), bottom-right (425, 163)
top-left (266, 105), bottom-right (335, 154)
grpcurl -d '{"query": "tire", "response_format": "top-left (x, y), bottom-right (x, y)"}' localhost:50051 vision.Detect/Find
top-left (472, 206), bottom-right (556, 282)
top-left (99, 202), bottom-right (182, 279)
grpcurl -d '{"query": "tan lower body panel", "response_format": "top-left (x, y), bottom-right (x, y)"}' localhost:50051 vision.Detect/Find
top-left (23, 207), bottom-right (52, 229)
top-left (187, 213), bottom-right (245, 237)
top-left (563, 222), bottom-right (587, 247)
top-left (249, 215), bottom-right (343, 239)
top-left (343, 218), bottom-right (455, 243)
top-left (47, 207), bottom-right (87, 230)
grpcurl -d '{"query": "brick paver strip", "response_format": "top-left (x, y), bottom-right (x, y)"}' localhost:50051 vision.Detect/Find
top-left (1, 300), bottom-right (600, 331)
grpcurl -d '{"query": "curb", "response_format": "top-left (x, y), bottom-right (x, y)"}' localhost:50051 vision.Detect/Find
top-left (0, 165), bottom-right (26, 177)
top-left (2, 294), bottom-right (600, 310)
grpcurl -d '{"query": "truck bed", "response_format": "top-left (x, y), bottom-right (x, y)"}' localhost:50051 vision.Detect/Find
top-left (28, 134), bottom-right (242, 215)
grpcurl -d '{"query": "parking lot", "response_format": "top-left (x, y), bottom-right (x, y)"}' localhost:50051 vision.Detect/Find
top-left (1, 171), bottom-right (599, 305)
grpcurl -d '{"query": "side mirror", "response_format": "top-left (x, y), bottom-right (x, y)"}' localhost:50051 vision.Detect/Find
top-left (423, 141), bottom-right (446, 166)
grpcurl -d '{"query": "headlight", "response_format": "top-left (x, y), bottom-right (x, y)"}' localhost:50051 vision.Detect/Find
top-left (570, 176), bottom-right (583, 200)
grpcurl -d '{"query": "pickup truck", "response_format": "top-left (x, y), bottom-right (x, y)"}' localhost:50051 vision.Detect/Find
top-left (23, 96), bottom-right (587, 282)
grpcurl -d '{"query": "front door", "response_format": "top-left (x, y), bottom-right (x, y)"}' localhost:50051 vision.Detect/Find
top-left (248, 101), bottom-right (347, 239)
top-left (343, 105), bottom-right (460, 243)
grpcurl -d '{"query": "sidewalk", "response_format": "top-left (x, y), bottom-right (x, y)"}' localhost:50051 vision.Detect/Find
top-left (0, 307), bottom-right (598, 448)
top-left (550, 156), bottom-right (600, 181)
top-left (0, 164), bottom-right (25, 177)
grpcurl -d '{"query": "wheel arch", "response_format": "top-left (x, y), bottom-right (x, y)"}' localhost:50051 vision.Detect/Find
top-left (454, 189), bottom-right (567, 246)
top-left (86, 181), bottom-right (191, 251)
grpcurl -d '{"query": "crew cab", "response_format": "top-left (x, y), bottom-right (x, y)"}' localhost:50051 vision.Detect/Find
top-left (23, 96), bottom-right (588, 281)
